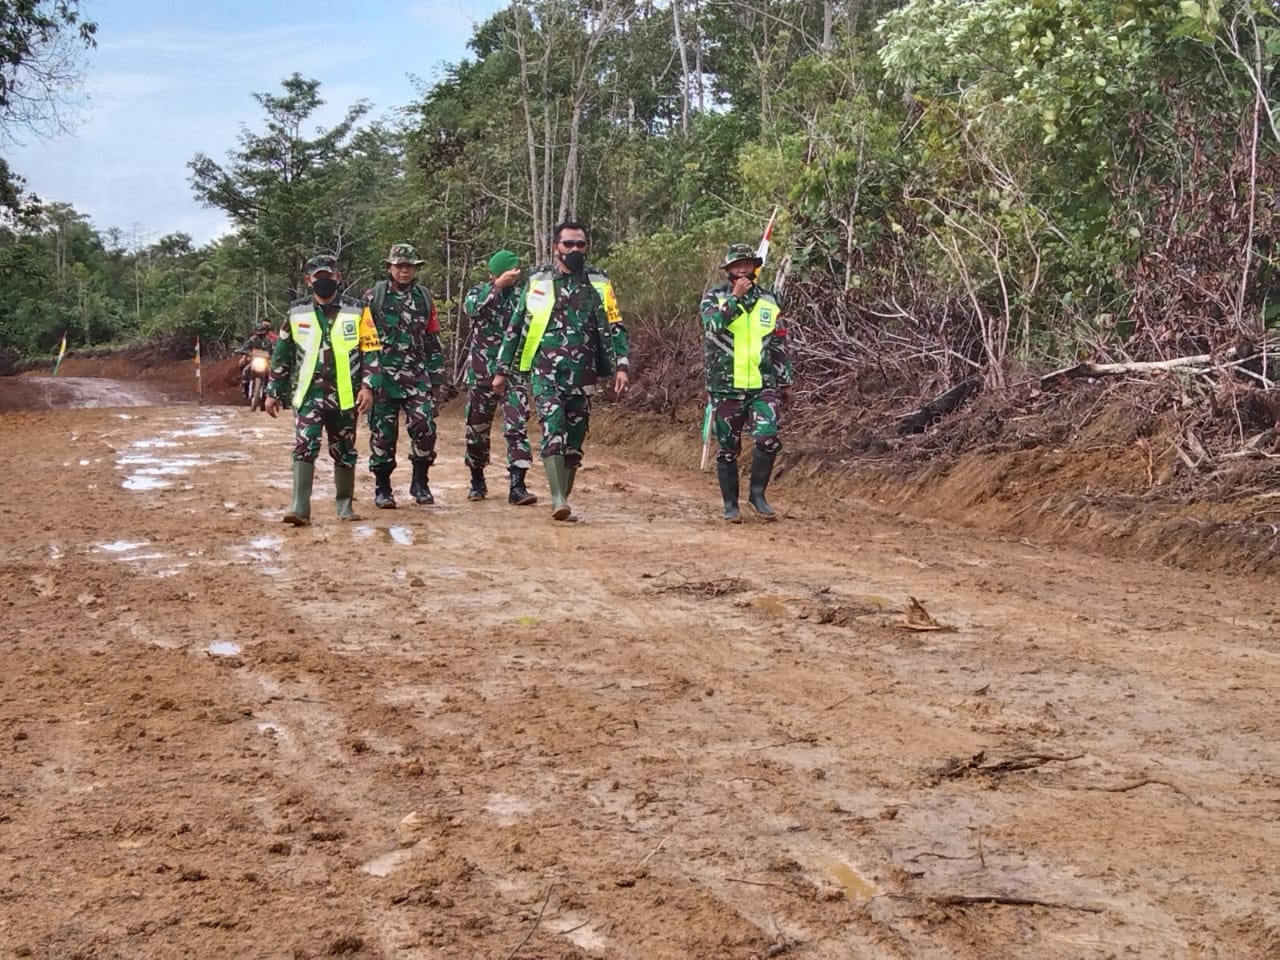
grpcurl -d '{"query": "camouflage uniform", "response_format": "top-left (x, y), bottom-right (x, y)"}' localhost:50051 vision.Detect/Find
top-left (498, 264), bottom-right (614, 518)
top-left (267, 300), bottom-right (380, 467)
top-left (266, 253), bottom-right (382, 526)
top-left (463, 279), bottom-right (532, 470)
top-left (701, 242), bottom-right (793, 521)
top-left (362, 243), bottom-right (444, 507)
top-left (528, 262), bottom-right (630, 390)
top-left (239, 331), bottom-right (274, 354)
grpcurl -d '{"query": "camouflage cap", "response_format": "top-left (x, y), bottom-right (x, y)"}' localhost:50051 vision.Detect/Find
top-left (722, 243), bottom-right (762, 268)
top-left (384, 243), bottom-right (425, 266)
top-left (305, 254), bottom-right (338, 275)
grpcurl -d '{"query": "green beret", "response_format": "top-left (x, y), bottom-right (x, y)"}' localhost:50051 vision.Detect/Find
top-left (487, 249), bottom-right (520, 276)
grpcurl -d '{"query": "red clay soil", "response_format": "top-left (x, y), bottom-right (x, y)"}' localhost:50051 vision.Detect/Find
top-left (0, 360), bottom-right (1276, 959)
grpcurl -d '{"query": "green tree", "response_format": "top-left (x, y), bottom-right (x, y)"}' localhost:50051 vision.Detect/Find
top-left (0, 0), bottom-right (98, 209)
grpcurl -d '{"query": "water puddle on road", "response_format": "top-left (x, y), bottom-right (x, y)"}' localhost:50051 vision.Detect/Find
top-left (484, 793), bottom-right (534, 825)
top-left (208, 641), bottom-right (241, 657)
top-left (116, 412), bottom-right (250, 492)
top-left (353, 525), bottom-right (416, 545)
top-left (95, 540), bottom-right (150, 553)
top-left (830, 860), bottom-right (877, 902)
top-left (360, 848), bottom-right (414, 878)
top-left (231, 536), bottom-right (284, 569)
top-left (122, 475), bottom-right (172, 491)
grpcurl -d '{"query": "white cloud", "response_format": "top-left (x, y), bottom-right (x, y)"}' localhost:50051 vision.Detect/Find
top-left (6, 6), bottom-right (503, 244)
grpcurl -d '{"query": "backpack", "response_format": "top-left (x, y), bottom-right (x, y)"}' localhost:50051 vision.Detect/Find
top-left (370, 279), bottom-right (431, 325)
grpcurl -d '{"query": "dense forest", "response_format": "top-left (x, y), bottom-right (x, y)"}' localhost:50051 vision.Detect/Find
top-left (2, 0), bottom-right (1277, 416)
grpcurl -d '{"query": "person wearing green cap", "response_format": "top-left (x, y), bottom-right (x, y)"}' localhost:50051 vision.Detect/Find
top-left (460, 249), bottom-right (538, 505)
top-left (361, 243), bottom-right (445, 508)
top-left (700, 242), bottom-right (793, 522)
top-left (265, 254), bottom-right (382, 525)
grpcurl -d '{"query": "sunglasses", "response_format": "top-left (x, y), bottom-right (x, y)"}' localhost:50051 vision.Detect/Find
top-left (558, 240), bottom-right (588, 249)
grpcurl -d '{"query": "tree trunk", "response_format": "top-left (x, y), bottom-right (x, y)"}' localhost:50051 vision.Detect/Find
top-left (672, 0), bottom-right (690, 135)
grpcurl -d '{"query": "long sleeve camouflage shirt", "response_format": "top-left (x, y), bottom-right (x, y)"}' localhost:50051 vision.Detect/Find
top-left (462, 280), bottom-right (523, 386)
top-left (497, 269), bottom-right (614, 392)
top-left (362, 280), bottom-right (443, 398)
top-left (700, 280), bottom-right (793, 398)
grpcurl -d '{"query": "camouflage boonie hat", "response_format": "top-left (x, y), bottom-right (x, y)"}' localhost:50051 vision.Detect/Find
top-left (721, 243), bottom-right (762, 268)
top-left (305, 254), bottom-right (338, 275)
top-left (384, 243), bottom-right (425, 266)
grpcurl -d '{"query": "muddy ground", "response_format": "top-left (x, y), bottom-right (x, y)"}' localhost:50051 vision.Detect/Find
top-left (0, 366), bottom-right (1277, 960)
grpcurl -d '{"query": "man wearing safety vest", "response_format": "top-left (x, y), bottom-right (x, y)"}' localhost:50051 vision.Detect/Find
top-left (700, 242), bottom-right (794, 522)
top-left (265, 254), bottom-right (382, 526)
top-left (492, 221), bottom-right (628, 520)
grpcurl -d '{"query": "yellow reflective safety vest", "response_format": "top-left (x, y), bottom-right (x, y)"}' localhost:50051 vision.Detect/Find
top-left (518, 270), bottom-right (558, 373)
top-left (716, 291), bottom-right (780, 391)
top-left (288, 302), bottom-right (373, 411)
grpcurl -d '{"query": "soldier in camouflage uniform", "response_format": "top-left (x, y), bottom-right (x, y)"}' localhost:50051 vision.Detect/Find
top-left (700, 242), bottom-right (793, 522)
top-left (494, 221), bottom-right (627, 520)
top-left (461, 248), bottom-right (537, 506)
top-left (362, 243), bottom-right (445, 508)
top-left (265, 254), bottom-right (381, 526)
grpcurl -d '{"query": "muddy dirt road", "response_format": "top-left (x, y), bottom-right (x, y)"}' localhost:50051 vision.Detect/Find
top-left (1, 389), bottom-right (1277, 959)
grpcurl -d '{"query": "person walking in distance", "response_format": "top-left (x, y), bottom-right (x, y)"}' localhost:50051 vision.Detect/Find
top-left (265, 255), bottom-right (381, 525)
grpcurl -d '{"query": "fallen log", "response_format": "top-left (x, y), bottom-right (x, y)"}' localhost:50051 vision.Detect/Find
top-left (898, 378), bottom-right (981, 434)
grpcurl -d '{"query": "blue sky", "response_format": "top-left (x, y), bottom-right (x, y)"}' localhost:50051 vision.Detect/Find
top-left (7, 0), bottom-right (505, 245)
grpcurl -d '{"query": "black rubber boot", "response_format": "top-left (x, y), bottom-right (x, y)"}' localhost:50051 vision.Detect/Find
top-left (467, 466), bottom-right (487, 501)
top-left (373, 467), bottom-right (396, 509)
top-left (717, 460), bottom-right (741, 523)
top-left (283, 460), bottom-right (314, 526)
top-left (747, 447), bottom-right (778, 520)
top-left (409, 460), bottom-right (434, 505)
top-left (508, 467), bottom-right (537, 506)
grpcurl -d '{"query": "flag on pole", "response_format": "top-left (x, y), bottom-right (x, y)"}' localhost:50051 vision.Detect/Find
top-left (194, 335), bottom-right (203, 403)
top-left (52, 330), bottom-right (68, 376)
top-left (755, 205), bottom-right (778, 277)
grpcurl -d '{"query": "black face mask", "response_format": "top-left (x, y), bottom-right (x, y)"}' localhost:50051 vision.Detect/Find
top-left (311, 277), bottom-right (338, 299)
top-left (562, 251), bottom-right (586, 274)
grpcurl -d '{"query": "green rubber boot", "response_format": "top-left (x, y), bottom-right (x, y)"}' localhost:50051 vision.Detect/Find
top-left (283, 459), bottom-right (314, 526)
top-left (543, 455), bottom-right (572, 521)
top-left (334, 464), bottom-right (362, 521)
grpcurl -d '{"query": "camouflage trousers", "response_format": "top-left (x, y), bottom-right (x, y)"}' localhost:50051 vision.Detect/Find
top-left (712, 389), bottom-right (782, 463)
top-left (368, 388), bottom-right (436, 473)
top-left (292, 398), bottom-right (358, 468)
top-left (532, 378), bottom-right (589, 468)
top-left (465, 377), bottom-right (533, 470)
